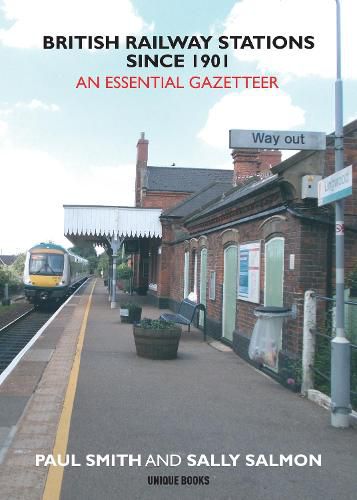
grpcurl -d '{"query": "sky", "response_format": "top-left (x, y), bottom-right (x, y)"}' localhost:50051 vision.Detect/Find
top-left (0, 0), bottom-right (356, 254)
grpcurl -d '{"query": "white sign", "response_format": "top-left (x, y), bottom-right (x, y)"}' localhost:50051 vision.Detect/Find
top-left (318, 165), bottom-right (353, 206)
top-left (229, 129), bottom-right (326, 151)
top-left (238, 242), bottom-right (260, 303)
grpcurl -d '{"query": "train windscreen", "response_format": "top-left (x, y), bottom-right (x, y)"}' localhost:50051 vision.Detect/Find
top-left (29, 253), bottom-right (64, 275)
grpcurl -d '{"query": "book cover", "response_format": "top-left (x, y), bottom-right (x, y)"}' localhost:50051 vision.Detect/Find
top-left (0, 1), bottom-right (356, 499)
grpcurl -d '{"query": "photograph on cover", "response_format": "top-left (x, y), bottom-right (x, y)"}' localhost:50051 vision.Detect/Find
top-left (0, 1), bottom-right (356, 499)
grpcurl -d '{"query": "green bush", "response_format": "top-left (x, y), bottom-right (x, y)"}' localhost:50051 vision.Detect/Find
top-left (0, 266), bottom-right (22, 295)
top-left (120, 303), bottom-right (142, 324)
top-left (117, 264), bottom-right (133, 280)
top-left (139, 318), bottom-right (176, 330)
top-left (120, 303), bottom-right (142, 312)
top-left (347, 264), bottom-right (357, 292)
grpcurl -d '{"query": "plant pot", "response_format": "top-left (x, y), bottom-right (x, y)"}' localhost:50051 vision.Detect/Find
top-left (120, 307), bottom-right (142, 324)
top-left (130, 308), bottom-right (142, 323)
top-left (133, 325), bottom-right (182, 359)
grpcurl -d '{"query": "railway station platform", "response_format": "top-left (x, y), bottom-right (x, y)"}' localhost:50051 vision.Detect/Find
top-left (0, 279), bottom-right (356, 500)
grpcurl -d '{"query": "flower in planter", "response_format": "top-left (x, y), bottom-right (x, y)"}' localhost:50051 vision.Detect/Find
top-left (139, 318), bottom-right (176, 330)
top-left (133, 318), bottom-right (182, 359)
top-left (120, 303), bottom-right (142, 324)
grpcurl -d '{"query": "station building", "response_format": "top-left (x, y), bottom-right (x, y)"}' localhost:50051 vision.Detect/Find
top-left (132, 122), bottom-right (357, 384)
top-left (64, 121), bottom-right (357, 387)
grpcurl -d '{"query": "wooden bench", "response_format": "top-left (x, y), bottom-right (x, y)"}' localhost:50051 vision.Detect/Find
top-left (160, 299), bottom-right (206, 340)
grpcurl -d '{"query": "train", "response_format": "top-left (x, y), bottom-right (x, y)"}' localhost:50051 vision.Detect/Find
top-left (23, 243), bottom-right (89, 304)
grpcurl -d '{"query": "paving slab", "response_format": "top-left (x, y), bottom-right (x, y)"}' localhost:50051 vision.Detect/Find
top-left (0, 281), bottom-right (356, 500)
top-left (0, 281), bottom-right (92, 499)
top-left (60, 284), bottom-right (357, 500)
top-left (0, 395), bottom-right (28, 427)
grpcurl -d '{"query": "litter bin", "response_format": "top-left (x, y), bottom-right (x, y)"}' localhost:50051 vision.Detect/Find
top-left (248, 306), bottom-right (291, 368)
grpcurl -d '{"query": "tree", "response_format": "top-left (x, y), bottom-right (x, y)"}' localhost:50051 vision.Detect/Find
top-left (0, 265), bottom-right (21, 294)
top-left (12, 253), bottom-right (26, 275)
top-left (97, 252), bottom-right (109, 277)
top-left (69, 245), bottom-right (97, 259)
top-left (69, 245), bottom-right (98, 273)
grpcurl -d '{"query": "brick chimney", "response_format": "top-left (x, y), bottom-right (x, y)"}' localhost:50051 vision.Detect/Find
top-left (135, 132), bottom-right (149, 206)
top-left (232, 149), bottom-right (282, 185)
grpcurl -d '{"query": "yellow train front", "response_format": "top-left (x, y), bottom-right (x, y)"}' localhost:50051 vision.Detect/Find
top-left (23, 243), bottom-right (89, 304)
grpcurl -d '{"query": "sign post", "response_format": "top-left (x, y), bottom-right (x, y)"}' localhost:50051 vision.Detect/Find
top-left (330, 0), bottom-right (351, 428)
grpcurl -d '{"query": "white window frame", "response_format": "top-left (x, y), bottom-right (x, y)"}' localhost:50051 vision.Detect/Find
top-left (264, 236), bottom-right (285, 307)
top-left (192, 251), bottom-right (198, 301)
top-left (209, 271), bottom-right (216, 301)
top-left (183, 251), bottom-right (190, 298)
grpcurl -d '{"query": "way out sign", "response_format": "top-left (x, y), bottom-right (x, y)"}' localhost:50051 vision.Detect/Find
top-left (229, 129), bottom-right (326, 151)
top-left (318, 165), bottom-right (353, 207)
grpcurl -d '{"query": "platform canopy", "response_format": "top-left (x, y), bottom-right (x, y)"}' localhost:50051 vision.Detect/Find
top-left (64, 205), bottom-right (162, 248)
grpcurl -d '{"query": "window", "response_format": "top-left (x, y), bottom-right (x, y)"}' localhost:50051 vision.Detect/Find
top-left (209, 271), bottom-right (216, 300)
top-left (264, 237), bottom-right (284, 307)
top-left (29, 253), bottom-right (64, 276)
top-left (192, 250), bottom-right (198, 300)
top-left (183, 251), bottom-right (189, 298)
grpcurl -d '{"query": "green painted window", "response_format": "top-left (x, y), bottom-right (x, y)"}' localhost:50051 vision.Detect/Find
top-left (223, 245), bottom-right (238, 341)
top-left (184, 251), bottom-right (189, 298)
top-left (264, 237), bottom-right (284, 307)
top-left (199, 248), bottom-right (207, 327)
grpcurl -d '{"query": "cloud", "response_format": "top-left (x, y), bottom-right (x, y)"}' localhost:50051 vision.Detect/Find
top-left (0, 0), bottom-right (150, 49)
top-left (0, 145), bottom-right (135, 252)
top-left (0, 120), bottom-right (8, 138)
top-left (223, 0), bottom-right (357, 79)
top-left (198, 89), bottom-right (305, 150)
top-left (0, 99), bottom-right (60, 115)
top-left (15, 99), bottom-right (60, 112)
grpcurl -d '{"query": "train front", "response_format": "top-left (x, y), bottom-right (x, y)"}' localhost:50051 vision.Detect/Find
top-left (23, 243), bottom-right (69, 304)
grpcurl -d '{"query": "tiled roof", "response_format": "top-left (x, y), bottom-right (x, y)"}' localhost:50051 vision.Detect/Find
top-left (163, 182), bottom-right (233, 219)
top-left (184, 175), bottom-right (279, 223)
top-left (272, 119), bottom-right (357, 175)
top-left (144, 166), bottom-right (232, 193)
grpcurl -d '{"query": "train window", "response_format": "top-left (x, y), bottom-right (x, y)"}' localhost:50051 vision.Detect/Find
top-left (29, 254), bottom-right (47, 273)
top-left (29, 254), bottom-right (64, 275)
top-left (48, 254), bottom-right (64, 274)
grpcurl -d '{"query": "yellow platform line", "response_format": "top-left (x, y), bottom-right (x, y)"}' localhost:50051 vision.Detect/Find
top-left (43, 279), bottom-right (97, 500)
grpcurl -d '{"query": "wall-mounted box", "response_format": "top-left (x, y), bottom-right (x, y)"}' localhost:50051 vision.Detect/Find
top-left (301, 175), bottom-right (322, 199)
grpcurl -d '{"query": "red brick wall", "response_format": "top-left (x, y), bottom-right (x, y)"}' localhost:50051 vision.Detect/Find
top-left (155, 124), bottom-right (357, 357)
top-left (141, 191), bottom-right (192, 210)
top-left (135, 134), bottom-right (149, 207)
top-left (232, 149), bottom-right (281, 184)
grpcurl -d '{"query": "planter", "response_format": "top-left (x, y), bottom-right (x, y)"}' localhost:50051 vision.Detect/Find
top-left (120, 305), bottom-right (142, 324)
top-left (133, 324), bottom-right (182, 359)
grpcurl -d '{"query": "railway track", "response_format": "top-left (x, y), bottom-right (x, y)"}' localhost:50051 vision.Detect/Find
top-left (0, 309), bottom-right (53, 373)
top-left (0, 278), bottom-right (90, 376)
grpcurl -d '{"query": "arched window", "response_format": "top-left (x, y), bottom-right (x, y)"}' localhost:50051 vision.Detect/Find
top-left (264, 237), bottom-right (284, 306)
top-left (183, 251), bottom-right (190, 298)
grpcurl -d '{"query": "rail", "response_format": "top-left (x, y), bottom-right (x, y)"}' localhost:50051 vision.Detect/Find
top-left (0, 278), bottom-right (90, 382)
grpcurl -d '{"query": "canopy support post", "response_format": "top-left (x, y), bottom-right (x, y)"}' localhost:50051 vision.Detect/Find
top-left (110, 237), bottom-right (123, 309)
